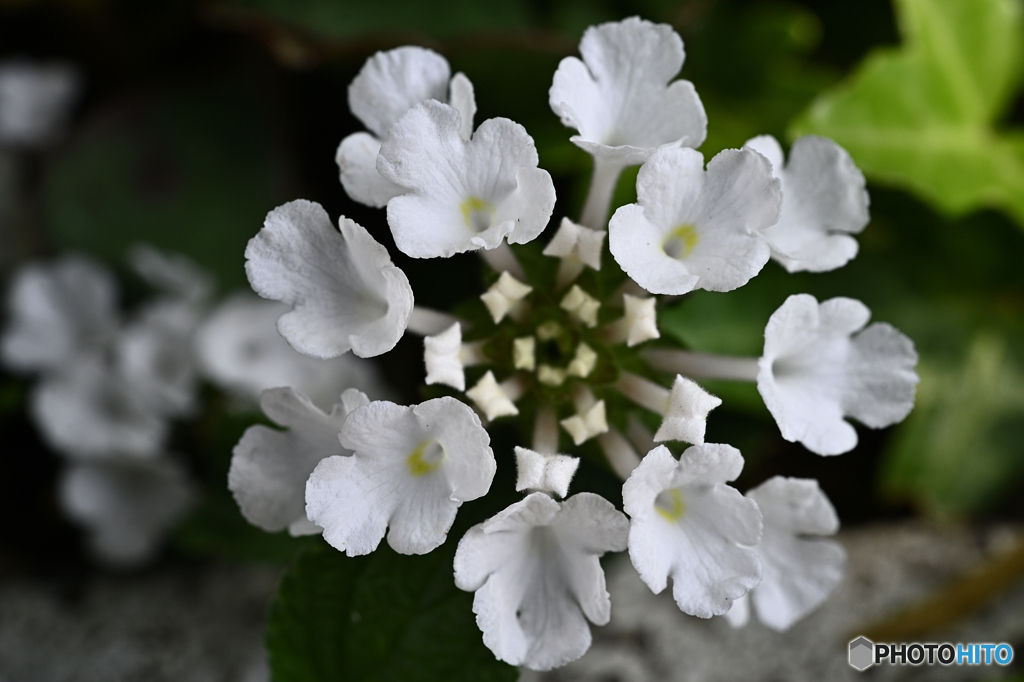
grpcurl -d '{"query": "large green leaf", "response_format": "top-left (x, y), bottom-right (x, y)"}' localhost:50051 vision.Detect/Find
top-left (791, 0), bottom-right (1024, 227)
top-left (882, 333), bottom-right (1024, 517)
top-left (266, 540), bottom-right (518, 682)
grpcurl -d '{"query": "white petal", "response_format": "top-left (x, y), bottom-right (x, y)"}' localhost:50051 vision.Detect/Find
top-left (622, 294), bottom-right (659, 347)
top-left (745, 135), bottom-right (869, 273)
top-left (348, 46), bottom-right (450, 138)
top-left (228, 387), bottom-right (360, 534)
top-left (549, 17), bottom-right (706, 164)
top-left (424, 322), bottom-right (466, 390)
top-left (2, 255), bottom-right (118, 373)
top-left (542, 217), bottom-right (605, 271)
top-left (306, 397), bottom-right (494, 555)
top-left (609, 147), bottom-right (779, 295)
top-left (560, 285), bottom-right (600, 327)
top-left (746, 477), bottom-right (846, 631)
top-left (0, 59), bottom-right (80, 147)
top-left (466, 371), bottom-right (519, 420)
top-left (514, 446), bottom-right (580, 498)
top-left (453, 492), bottom-right (627, 671)
top-left (653, 375), bottom-right (722, 444)
top-left (757, 294), bottom-right (918, 455)
top-left (560, 400), bottom-right (608, 446)
top-left (31, 355), bottom-right (167, 459)
top-left (116, 300), bottom-right (200, 417)
top-left (245, 200), bottom-right (413, 359)
top-left (622, 444), bottom-right (762, 618)
top-left (128, 245), bottom-right (212, 304)
top-left (449, 72), bottom-right (476, 141)
top-left (59, 457), bottom-right (194, 566)
top-left (724, 593), bottom-right (751, 628)
top-left (480, 271), bottom-right (532, 324)
top-left (378, 101), bottom-right (555, 258)
top-left (336, 132), bottom-right (408, 208)
top-left (194, 293), bottom-right (386, 409)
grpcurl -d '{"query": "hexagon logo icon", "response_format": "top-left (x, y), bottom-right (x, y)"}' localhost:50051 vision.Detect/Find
top-left (849, 636), bottom-right (874, 671)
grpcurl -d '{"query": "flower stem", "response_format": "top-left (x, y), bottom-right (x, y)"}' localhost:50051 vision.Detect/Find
top-left (643, 349), bottom-right (760, 381)
top-left (579, 157), bottom-right (623, 230)
top-left (533, 405), bottom-right (559, 455)
top-left (407, 307), bottom-right (460, 336)
top-left (598, 429), bottom-right (641, 480)
top-left (478, 242), bottom-right (525, 280)
top-left (616, 371), bottom-right (670, 414)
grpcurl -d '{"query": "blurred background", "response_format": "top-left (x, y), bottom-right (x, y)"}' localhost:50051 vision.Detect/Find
top-left (1, 0), bottom-right (1023, 680)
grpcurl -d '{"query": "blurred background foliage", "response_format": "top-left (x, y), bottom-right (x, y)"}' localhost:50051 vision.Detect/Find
top-left (1, 0), bottom-right (1023, 613)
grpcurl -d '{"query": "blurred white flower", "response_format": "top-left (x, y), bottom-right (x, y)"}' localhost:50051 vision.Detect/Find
top-left (195, 293), bottom-right (384, 410)
top-left (0, 59), bottom-right (80, 148)
top-left (31, 354), bottom-right (168, 459)
top-left (2, 255), bottom-right (118, 374)
top-left (60, 456), bottom-right (194, 567)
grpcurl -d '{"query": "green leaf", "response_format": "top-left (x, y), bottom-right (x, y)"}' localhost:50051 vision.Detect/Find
top-left (43, 80), bottom-right (288, 293)
top-left (266, 540), bottom-right (519, 682)
top-left (882, 333), bottom-right (1024, 517)
top-left (791, 0), bottom-right (1024, 227)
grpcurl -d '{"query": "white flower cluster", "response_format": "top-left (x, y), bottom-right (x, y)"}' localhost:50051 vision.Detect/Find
top-left (1, 247), bottom-right (384, 565)
top-left (2, 250), bottom-right (201, 565)
top-left (233, 17), bottom-right (919, 671)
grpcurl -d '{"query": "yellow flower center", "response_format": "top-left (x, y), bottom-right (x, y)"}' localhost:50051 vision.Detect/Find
top-left (460, 196), bottom-right (495, 232)
top-left (406, 440), bottom-right (445, 477)
top-left (662, 224), bottom-right (699, 260)
top-left (655, 488), bottom-right (686, 522)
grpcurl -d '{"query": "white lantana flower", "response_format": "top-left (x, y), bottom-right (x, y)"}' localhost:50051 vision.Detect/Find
top-left (245, 199), bottom-right (414, 359)
top-left (608, 146), bottom-right (781, 295)
top-left (622, 444), bottom-right (762, 618)
top-left (59, 456), bottom-right (194, 567)
top-left (743, 135), bottom-right (869, 273)
top-left (758, 294), bottom-right (919, 456)
top-left (116, 300), bottom-right (201, 418)
top-left (454, 491), bottom-right (629, 671)
top-left (377, 100), bottom-right (556, 258)
top-left (337, 46), bottom-right (476, 207)
top-left (31, 355), bottom-right (167, 459)
top-left (1, 255), bottom-right (118, 374)
top-left (549, 17), bottom-right (706, 167)
top-left (726, 477), bottom-right (846, 631)
top-left (305, 396), bottom-right (495, 556)
top-left (195, 293), bottom-right (382, 410)
top-left (230, 387), bottom-right (369, 536)
top-left (0, 59), bottom-right (80, 148)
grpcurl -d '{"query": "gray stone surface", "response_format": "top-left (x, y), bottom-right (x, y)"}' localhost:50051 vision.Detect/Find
top-left (530, 523), bottom-right (1024, 682)
top-left (1, 524), bottom-right (1022, 682)
top-left (0, 563), bottom-right (279, 682)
